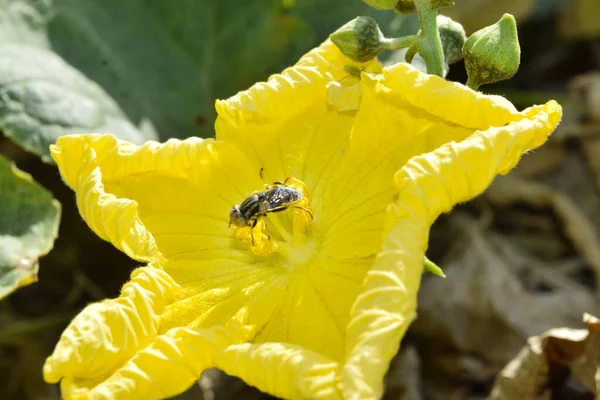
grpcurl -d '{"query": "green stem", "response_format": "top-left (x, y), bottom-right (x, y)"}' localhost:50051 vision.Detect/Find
top-left (466, 76), bottom-right (480, 90)
top-left (413, 0), bottom-right (445, 76)
top-left (382, 35), bottom-right (419, 50)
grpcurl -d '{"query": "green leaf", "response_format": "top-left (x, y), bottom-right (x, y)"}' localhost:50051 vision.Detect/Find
top-left (44, 0), bottom-right (310, 140)
top-left (0, 154), bottom-right (60, 300)
top-left (0, 0), bottom-right (413, 149)
top-left (0, 44), bottom-right (153, 163)
top-left (0, 0), bottom-right (50, 47)
top-left (0, 0), bottom-right (155, 163)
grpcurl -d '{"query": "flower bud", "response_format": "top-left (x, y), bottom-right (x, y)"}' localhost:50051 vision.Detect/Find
top-left (437, 15), bottom-right (466, 65)
top-left (424, 257), bottom-right (445, 278)
top-left (463, 13), bottom-right (521, 89)
top-left (362, 0), bottom-right (398, 10)
top-left (330, 16), bottom-right (386, 63)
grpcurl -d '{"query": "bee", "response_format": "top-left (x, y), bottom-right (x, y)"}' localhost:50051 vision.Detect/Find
top-left (229, 171), bottom-right (313, 244)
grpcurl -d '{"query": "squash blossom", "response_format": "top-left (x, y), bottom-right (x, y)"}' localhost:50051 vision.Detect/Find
top-left (43, 40), bottom-right (561, 399)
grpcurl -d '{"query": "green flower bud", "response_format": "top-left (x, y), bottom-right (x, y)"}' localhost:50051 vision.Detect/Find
top-left (394, 0), bottom-right (416, 14)
top-left (437, 15), bottom-right (466, 65)
top-left (463, 13), bottom-right (521, 90)
top-left (362, 0), bottom-right (398, 10)
top-left (424, 256), bottom-right (445, 278)
top-left (330, 16), bottom-right (386, 63)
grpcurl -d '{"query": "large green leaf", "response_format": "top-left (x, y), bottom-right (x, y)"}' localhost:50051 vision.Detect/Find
top-left (0, 154), bottom-right (60, 300)
top-left (0, 44), bottom-right (152, 163)
top-left (48, 0), bottom-right (419, 138)
top-left (0, 0), bottom-right (414, 155)
top-left (43, 0), bottom-right (323, 139)
top-left (0, 0), bottom-right (155, 162)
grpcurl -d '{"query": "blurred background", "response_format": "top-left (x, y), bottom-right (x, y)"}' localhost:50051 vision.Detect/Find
top-left (1, 0), bottom-right (599, 398)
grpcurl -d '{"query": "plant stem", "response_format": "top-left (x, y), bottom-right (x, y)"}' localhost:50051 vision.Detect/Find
top-left (413, 0), bottom-right (445, 76)
top-left (382, 35), bottom-right (419, 51)
top-left (466, 76), bottom-right (480, 90)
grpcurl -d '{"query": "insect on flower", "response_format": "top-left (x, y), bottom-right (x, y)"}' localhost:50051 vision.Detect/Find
top-left (229, 169), bottom-right (313, 246)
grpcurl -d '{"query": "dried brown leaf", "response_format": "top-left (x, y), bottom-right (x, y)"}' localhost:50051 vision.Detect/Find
top-left (413, 212), bottom-right (599, 378)
top-left (513, 140), bottom-right (567, 179)
top-left (486, 175), bottom-right (600, 294)
top-left (489, 314), bottom-right (600, 399)
top-left (569, 72), bottom-right (600, 123)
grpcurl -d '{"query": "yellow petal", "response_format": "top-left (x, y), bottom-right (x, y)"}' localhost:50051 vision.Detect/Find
top-left (216, 40), bottom-right (380, 127)
top-left (51, 134), bottom-right (262, 262)
top-left (381, 62), bottom-right (523, 129)
top-left (251, 258), bottom-right (369, 361)
top-left (215, 40), bottom-right (381, 184)
top-left (44, 266), bottom-right (254, 400)
top-left (61, 326), bottom-right (244, 400)
top-left (340, 100), bottom-right (562, 398)
top-left (316, 63), bottom-right (558, 261)
top-left (43, 266), bottom-right (178, 385)
top-left (215, 342), bottom-right (339, 400)
top-left (395, 100), bottom-right (562, 225)
top-left (50, 135), bottom-right (159, 262)
top-left (159, 257), bottom-right (285, 334)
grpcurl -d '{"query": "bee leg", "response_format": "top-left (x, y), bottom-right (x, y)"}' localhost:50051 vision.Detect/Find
top-left (294, 206), bottom-right (313, 220)
top-left (250, 219), bottom-right (258, 246)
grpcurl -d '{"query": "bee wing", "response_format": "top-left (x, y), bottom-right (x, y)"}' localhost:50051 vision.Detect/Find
top-left (265, 190), bottom-right (288, 210)
top-left (264, 188), bottom-right (301, 212)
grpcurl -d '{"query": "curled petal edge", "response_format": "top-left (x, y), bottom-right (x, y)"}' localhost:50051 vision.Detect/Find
top-left (339, 100), bottom-right (562, 398)
top-left (215, 40), bottom-right (381, 128)
top-left (51, 135), bottom-right (160, 262)
top-left (61, 324), bottom-right (249, 400)
top-left (382, 63), bottom-right (525, 130)
top-left (50, 134), bottom-right (212, 262)
top-left (215, 342), bottom-right (340, 400)
top-left (43, 266), bottom-right (178, 384)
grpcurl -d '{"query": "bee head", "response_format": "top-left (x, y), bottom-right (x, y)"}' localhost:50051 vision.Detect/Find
top-left (229, 205), bottom-right (249, 228)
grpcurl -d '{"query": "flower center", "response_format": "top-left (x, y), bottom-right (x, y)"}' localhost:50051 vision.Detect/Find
top-left (266, 216), bottom-right (317, 268)
top-left (229, 176), bottom-right (314, 258)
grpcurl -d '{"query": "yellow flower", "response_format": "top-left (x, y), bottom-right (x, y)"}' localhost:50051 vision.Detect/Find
top-left (43, 40), bottom-right (561, 400)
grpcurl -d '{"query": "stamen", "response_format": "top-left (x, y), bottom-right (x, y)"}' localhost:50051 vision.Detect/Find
top-left (267, 214), bottom-right (294, 243)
